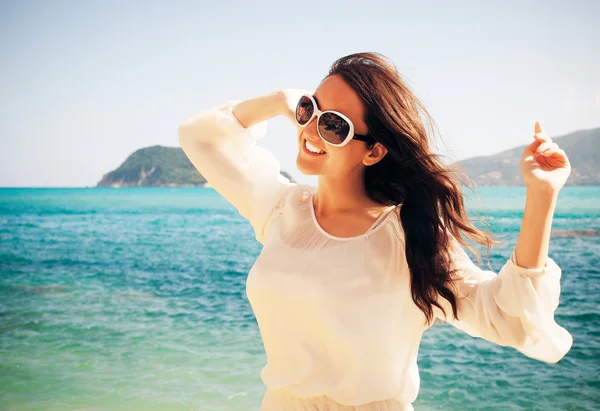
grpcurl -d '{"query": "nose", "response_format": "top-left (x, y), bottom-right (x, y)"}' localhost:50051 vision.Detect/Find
top-left (302, 116), bottom-right (320, 141)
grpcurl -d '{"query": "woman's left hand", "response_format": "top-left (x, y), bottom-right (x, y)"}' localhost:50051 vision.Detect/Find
top-left (521, 121), bottom-right (571, 193)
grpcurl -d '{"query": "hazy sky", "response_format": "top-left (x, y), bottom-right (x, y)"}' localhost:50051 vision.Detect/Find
top-left (0, 0), bottom-right (598, 187)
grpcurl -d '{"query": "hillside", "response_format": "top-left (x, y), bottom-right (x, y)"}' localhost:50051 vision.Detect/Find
top-left (96, 145), bottom-right (295, 187)
top-left (452, 127), bottom-right (600, 186)
top-left (97, 127), bottom-right (599, 188)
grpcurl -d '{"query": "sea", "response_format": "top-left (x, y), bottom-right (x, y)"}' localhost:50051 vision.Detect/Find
top-left (0, 186), bottom-right (598, 411)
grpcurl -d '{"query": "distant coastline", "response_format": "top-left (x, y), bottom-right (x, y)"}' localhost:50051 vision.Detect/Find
top-left (97, 126), bottom-right (599, 188)
top-left (450, 126), bottom-right (599, 186)
top-left (96, 145), bottom-right (293, 188)
top-left (98, 182), bottom-right (213, 188)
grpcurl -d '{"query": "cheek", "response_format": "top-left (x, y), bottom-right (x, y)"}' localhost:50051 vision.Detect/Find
top-left (326, 146), bottom-right (363, 171)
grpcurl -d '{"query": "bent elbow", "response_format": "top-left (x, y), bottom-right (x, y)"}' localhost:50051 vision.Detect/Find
top-left (178, 122), bottom-right (194, 148)
top-left (178, 114), bottom-right (221, 150)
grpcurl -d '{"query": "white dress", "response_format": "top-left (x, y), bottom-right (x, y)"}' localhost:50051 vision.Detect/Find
top-left (178, 101), bottom-right (573, 410)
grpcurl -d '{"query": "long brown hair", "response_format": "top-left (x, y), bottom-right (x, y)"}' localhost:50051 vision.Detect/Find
top-left (328, 52), bottom-right (499, 327)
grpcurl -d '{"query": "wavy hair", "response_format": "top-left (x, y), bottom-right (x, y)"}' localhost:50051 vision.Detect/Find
top-left (328, 52), bottom-right (499, 327)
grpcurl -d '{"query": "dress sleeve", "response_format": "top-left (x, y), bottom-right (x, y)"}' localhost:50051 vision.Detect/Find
top-left (434, 238), bottom-right (573, 364)
top-left (178, 100), bottom-right (293, 244)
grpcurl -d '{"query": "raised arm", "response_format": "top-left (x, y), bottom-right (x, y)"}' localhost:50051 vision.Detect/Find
top-left (433, 122), bottom-right (573, 364)
top-left (177, 91), bottom-right (293, 244)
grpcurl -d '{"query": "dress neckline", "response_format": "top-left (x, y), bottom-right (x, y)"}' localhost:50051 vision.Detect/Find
top-left (308, 191), bottom-right (397, 242)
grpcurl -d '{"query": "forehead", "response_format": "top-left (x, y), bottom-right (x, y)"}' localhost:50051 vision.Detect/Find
top-left (314, 75), bottom-right (367, 127)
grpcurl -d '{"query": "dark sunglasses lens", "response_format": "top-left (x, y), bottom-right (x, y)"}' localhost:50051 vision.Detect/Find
top-left (296, 96), bottom-right (314, 125)
top-left (318, 112), bottom-right (350, 144)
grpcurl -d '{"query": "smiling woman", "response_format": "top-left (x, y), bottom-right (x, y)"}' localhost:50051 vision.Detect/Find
top-left (178, 52), bottom-right (573, 410)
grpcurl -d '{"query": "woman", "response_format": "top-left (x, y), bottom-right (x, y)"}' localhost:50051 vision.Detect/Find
top-left (178, 52), bottom-right (573, 410)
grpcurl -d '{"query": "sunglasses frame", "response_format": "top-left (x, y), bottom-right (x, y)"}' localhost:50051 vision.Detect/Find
top-left (295, 94), bottom-right (373, 147)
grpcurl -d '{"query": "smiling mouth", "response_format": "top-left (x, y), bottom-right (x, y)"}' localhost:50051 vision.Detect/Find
top-left (303, 138), bottom-right (326, 155)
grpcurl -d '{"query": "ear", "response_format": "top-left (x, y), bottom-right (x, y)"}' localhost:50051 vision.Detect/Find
top-left (363, 142), bottom-right (388, 166)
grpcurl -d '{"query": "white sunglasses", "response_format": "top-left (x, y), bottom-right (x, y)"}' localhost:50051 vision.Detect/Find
top-left (295, 94), bottom-right (373, 147)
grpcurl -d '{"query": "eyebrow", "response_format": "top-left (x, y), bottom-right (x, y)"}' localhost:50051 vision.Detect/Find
top-left (312, 94), bottom-right (321, 107)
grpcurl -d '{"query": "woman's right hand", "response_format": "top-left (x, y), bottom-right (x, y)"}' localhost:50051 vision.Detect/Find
top-left (278, 89), bottom-right (314, 124)
top-left (230, 89), bottom-right (313, 130)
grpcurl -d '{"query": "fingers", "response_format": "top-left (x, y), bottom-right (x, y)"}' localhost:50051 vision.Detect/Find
top-left (536, 141), bottom-right (558, 154)
top-left (535, 142), bottom-right (567, 162)
top-left (534, 121), bottom-right (552, 143)
top-left (546, 148), bottom-right (566, 158)
top-left (535, 121), bottom-right (543, 134)
top-left (529, 122), bottom-right (569, 163)
top-left (539, 147), bottom-right (569, 166)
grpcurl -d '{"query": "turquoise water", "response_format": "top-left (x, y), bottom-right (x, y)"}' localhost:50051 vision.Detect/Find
top-left (0, 187), bottom-right (598, 411)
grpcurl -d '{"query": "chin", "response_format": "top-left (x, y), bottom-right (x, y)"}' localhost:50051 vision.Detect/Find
top-left (296, 156), bottom-right (321, 176)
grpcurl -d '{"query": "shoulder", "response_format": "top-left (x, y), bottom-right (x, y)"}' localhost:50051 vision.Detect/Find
top-left (279, 183), bottom-right (315, 209)
top-left (373, 206), bottom-right (406, 251)
top-left (265, 183), bottom-right (313, 221)
top-left (261, 183), bottom-right (313, 242)
top-left (389, 206), bottom-right (405, 244)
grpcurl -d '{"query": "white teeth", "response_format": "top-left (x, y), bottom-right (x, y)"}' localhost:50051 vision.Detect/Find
top-left (305, 139), bottom-right (325, 154)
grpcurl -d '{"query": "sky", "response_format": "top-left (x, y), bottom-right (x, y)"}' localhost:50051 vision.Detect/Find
top-left (0, 0), bottom-right (598, 187)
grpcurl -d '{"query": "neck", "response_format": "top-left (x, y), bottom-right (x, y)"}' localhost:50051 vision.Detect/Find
top-left (314, 170), bottom-right (381, 216)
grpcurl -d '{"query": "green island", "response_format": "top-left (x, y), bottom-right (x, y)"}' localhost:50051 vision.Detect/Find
top-left (96, 145), bottom-right (295, 187)
top-left (97, 127), bottom-right (598, 187)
